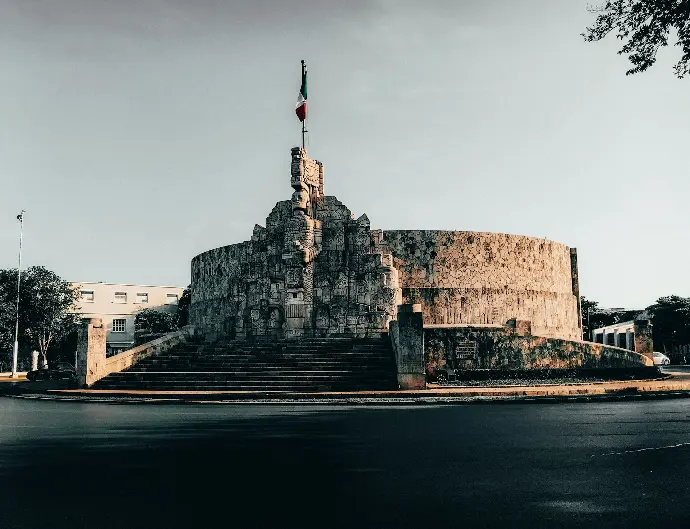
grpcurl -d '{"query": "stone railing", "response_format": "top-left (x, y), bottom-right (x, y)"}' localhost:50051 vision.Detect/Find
top-left (386, 306), bottom-right (653, 388)
top-left (105, 326), bottom-right (195, 376)
top-left (424, 325), bottom-right (653, 379)
top-left (76, 319), bottom-right (195, 387)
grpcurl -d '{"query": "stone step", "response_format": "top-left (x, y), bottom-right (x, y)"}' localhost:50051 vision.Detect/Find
top-left (93, 377), bottom-right (395, 387)
top-left (96, 374), bottom-right (393, 383)
top-left (214, 338), bottom-right (387, 345)
top-left (94, 336), bottom-right (396, 391)
top-left (132, 359), bottom-right (393, 367)
top-left (127, 367), bottom-right (391, 374)
top-left (142, 352), bottom-right (393, 359)
top-left (93, 384), bottom-right (393, 392)
top-left (133, 357), bottom-right (393, 365)
top-left (104, 374), bottom-right (391, 385)
top-left (207, 346), bottom-right (389, 353)
top-left (101, 368), bottom-right (394, 376)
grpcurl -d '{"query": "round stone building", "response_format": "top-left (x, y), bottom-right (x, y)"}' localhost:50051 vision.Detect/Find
top-left (383, 230), bottom-right (581, 340)
top-left (190, 149), bottom-right (582, 342)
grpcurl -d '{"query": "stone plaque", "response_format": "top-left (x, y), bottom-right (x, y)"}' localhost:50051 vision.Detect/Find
top-left (455, 340), bottom-right (477, 360)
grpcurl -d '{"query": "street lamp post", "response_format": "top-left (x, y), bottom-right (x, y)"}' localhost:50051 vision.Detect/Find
top-left (11, 210), bottom-right (25, 378)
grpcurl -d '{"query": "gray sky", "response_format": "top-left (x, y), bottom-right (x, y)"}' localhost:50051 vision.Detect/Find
top-left (1, 0), bottom-right (688, 309)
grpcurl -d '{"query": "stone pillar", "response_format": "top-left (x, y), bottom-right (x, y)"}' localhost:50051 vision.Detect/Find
top-left (283, 148), bottom-right (323, 338)
top-left (634, 319), bottom-right (654, 362)
top-left (570, 248), bottom-right (583, 334)
top-left (76, 318), bottom-right (107, 387)
top-left (390, 304), bottom-right (425, 389)
top-left (31, 351), bottom-right (39, 372)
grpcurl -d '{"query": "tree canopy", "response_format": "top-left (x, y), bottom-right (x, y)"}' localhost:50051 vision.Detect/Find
top-left (583, 0), bottom-right (690, 78)
top-left (581, 296), bottom-right (641, 340)
top-left (646, 295), bottom-right (690, 353)
top-left (583, 294), bottom-right (690, 360)
top-left (175, 286), bottom-right (191, 328)
top-left (0, 266), bottom-right (80, 369)
top-left (135, 308), bottom-right (176, 335)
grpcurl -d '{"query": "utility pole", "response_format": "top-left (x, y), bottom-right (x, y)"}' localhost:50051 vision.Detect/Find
top-left (11, 210), bottom-right (25, 378)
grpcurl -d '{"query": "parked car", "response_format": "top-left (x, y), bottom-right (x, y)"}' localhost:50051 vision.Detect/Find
top-left (26, 362), bottom-right (76, 381)
top-left (653, 352), bottom-right (671, 366)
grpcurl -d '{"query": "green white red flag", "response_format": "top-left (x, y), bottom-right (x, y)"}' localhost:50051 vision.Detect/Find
top-left (296, 62), bottom-right (307, 122)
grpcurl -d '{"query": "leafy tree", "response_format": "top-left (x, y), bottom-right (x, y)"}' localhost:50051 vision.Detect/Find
top-left (581, 296), bottom-right (643, 340)
top-left (0, 291), bottom-right (22, 370)
top-left (175, 286), bottom-right (191, 328)
top-left (645, 295), bottom-right (690, 353)
top-left (583, 1), bottom-right (690, 78)
top-left (581, 296), bottom-right (600, 340)
top-left (0, 266), bottom-right (80, 369)
top-left (135, 308), bottom-right (176, 335)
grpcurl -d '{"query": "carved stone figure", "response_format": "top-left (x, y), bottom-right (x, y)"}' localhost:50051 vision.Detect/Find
top-left (191, 147), bottom-right (403, 339)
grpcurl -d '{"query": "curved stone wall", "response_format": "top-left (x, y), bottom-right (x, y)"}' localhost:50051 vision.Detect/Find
top-left (423, 326), bottom-right (652, 378)
top-left (381, 231), bottom-right (581, 340)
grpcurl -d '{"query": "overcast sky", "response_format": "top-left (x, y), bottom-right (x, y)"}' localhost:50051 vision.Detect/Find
top-left (1, 0), bottom-right (688, 309)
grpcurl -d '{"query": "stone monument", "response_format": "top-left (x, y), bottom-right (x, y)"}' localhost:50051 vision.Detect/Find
top-left (191, 147), bottom-right (402, 339)
top-left (190, 148), bottom-right (582, 342)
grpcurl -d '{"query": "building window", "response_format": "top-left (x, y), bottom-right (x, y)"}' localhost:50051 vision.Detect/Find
top-left (136, 292), bottom-right (148, 304)
top-left (80, 290), bottom-right (94, 302)
top-left (114, 292), bottom-right (127, 304)
top-left (112, 319), bottom-right (126, 333)
top-left (166, 294), bottom-right (179, 305)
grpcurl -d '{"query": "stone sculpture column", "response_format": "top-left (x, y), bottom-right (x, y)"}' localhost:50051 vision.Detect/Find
top-left (282, 148), bottom-right (324, 337)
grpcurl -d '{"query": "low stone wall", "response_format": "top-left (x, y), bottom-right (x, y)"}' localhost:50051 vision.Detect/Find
top-left (424, 325), bottom-right (652, 379)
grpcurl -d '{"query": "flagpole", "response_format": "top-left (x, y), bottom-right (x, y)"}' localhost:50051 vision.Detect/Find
top-left (11, 210), bottom-right (25, 378)
top-left (301, 60), bottom-right (307, 149)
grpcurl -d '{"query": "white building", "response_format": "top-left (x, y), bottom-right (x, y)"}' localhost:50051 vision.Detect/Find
top-left (72, 282), bottom-right (185, 355)
top-left (591, 321), bottom-right (636, 350)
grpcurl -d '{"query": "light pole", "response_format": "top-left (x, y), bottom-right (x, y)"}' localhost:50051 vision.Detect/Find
top-left (11, 210), bottom-right (25, 378)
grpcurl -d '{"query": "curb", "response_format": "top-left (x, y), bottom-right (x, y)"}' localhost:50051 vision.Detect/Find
top-left (4, 382), bottom-right (690, 405)
top-left (2, 368), bottom-right (689, 405)
top-left (6, 390), bottom-right (690, 405)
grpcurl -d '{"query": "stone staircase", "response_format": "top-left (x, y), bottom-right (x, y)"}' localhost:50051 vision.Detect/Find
top-left (91, 337), bottom-right (397, 392)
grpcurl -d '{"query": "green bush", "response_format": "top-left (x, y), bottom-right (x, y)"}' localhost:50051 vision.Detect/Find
top-left (135, 308), bottom-right (176, 334)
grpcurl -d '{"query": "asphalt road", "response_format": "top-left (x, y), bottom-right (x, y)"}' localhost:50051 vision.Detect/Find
top-left (1, 398), bottom-right (690, 529)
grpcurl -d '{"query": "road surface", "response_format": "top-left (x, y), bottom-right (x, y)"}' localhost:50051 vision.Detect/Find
top-left (1, 398), bottom-right (689, 528)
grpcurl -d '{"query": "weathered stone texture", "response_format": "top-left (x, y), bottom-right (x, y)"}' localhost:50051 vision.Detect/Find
top-left (633, 319), bottom-right (654, 361)
top-left (424, 325), bottom-right (652, 379)
top-left (381, 231), bottom-right (581, 340)
top-left (77, 323), bottom-right (195, 387)
top-left (389, 304), bottom-right (426, 389)
top-left (190, 149), bottom-right (582, 343)
top-left (191, 148), bottom-right (402, 340)
top-left (76, 318), bottom-right (107, 387)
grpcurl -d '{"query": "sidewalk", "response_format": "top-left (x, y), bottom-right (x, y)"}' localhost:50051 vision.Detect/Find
top-left (3, 369), bottom-right (690, 404)
top-left (0, 372), bottom-right (27, 382)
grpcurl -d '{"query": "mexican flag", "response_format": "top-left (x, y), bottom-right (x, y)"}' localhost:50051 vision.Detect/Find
top-left (295, 62), bottom-right (307, 122)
